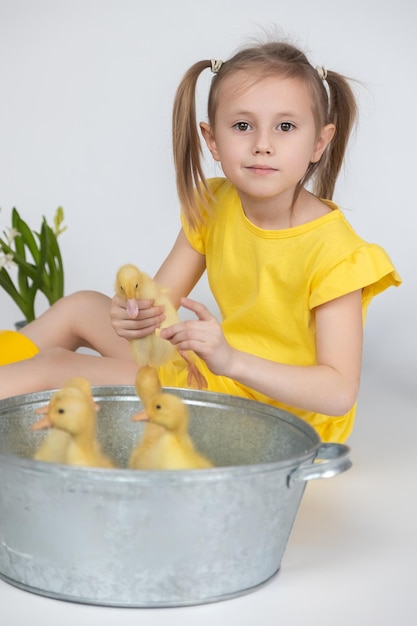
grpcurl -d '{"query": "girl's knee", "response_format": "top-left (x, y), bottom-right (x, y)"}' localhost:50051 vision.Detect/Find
top-left (52, 290), bottom-right (110, 315)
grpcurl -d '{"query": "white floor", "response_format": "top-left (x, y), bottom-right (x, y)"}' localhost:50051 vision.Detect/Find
top-left (2, 365), bottom-right (416, 626)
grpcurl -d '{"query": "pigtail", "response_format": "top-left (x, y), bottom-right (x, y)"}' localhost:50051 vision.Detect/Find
top-left (313, 71), bottom-right (358, 200)
top-left (172, 60), bottom-right (212, 229)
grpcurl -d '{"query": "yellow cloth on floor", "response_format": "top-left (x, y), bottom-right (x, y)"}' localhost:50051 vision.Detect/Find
top-left (0, 331), bottom-right (39, 365)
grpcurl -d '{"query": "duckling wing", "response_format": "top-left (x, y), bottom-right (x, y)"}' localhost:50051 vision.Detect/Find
top-left (65, 440), bottom-right (116, 469)
top-left (130, 334), bottom-right (154, 368)
top-left (129, 423), bottom-right (165, 470)
top-left (34, 429), bottom-right (71, 463)
top-left (148, 435), bottom-right (213, 470)
top-left (148, 335), bottom-right (177, 367)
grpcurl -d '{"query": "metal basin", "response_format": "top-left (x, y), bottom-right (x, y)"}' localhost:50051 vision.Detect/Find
top-left (0, 386), bottom-right (351, 607)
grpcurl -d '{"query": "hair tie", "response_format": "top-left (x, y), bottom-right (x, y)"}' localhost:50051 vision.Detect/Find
top-left (210, 59), bottom-right (223, 74)
top-left (316, 65), bottom-right (328, 81)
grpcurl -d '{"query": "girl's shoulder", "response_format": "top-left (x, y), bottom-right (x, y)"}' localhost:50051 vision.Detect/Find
top-left (206, 177), bottom-right (235, 199)
top-left (195, 178), bottom-right (239, 225)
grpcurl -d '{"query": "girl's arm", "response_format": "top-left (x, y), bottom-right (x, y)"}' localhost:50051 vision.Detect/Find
top-left (110, 229), bottom-right (206, 339)
top-left (153, 229), bottom-right (206, 308)
top-left (160, 289), bottom-right (363, 417)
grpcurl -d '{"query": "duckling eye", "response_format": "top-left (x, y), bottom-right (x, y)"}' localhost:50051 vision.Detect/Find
top-left (155, 404), bottom-right (162, 410)
top-left (58, 408), bottom-right (65, 414)
top-left (135, 283), bottom-right (139, 288)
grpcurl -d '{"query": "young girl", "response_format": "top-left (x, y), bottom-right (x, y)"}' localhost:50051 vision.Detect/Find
top-left (0, 40), bottom-right (401, 443)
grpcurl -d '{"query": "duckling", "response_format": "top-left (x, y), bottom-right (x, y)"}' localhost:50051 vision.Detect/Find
top-left (33, 377), bottom-right (98, 463)
top-left (115, 264), bottom-right (177, 367)
top-left (128, 366), bottom-right (166, 469)
top-left (33, 425), bottom-right (70, 464)
top-left (131, 392), bottom-right (213, 470)
top-left (32, 383), bottom-right (115, 469)
top-left (134, 365), bottom-right (162, 406)
top-left (115, 264), bottom-right (207, 389)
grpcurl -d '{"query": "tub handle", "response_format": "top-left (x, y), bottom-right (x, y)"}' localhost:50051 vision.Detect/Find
top-left (288, 443), bottom-right (352, 487)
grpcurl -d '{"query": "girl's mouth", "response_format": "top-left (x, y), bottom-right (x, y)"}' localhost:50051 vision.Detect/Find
top-left (247, 165), bottom-right (277, 175)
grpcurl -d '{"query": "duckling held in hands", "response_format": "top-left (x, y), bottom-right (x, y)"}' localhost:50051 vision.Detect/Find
top-left (115, 264), bottom-right (207, 389)
top-left (131, 391), bottom-right (214, 470)
top-left (32, 382), bottom-right (115, 469)
top-left (32, 377), bottom-right (98, 464)
top-left (115, 264), bottom-right (177, 368)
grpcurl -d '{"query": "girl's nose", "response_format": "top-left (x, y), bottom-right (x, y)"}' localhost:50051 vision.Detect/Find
top-left (253, 132), bottom-right (273, 155)
top-left (254, 146), bottom-right (272, 155)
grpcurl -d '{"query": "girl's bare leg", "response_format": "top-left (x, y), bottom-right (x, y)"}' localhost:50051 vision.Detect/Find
top-left (0, 291), bottom-right (138, 399)
top-left (0, 348), bottom-right (139, 399)
top-left (21, 290), bottom-right (131, 358)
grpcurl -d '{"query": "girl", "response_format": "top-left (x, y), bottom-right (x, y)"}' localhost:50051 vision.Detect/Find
top-left (0, 40), bottom-right (401, 442)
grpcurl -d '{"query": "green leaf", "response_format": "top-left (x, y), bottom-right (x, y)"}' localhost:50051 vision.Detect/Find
top-left (30, 221), bottom-right (48, 295)
top-left (0, 267), bottom-right (33, 321)
top-left (0, 267), bottom-right (20, 301)
top-left (39, 220), bottom-right (64, 303)
top-left (17, 219), bottom-right (41, 265)
top-left (2, 206), bottom-right (66, 320)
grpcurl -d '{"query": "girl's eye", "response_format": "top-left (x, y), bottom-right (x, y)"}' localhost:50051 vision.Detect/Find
top-left (278, 122), bottom-right (295, 132)
top-left (233, 122), bottom-right (252, 132)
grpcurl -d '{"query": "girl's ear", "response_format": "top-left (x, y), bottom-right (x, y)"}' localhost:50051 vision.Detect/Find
top-left (311, 123), bottom-right (336, 163)
top-left (200, 122), bottom-right (221, 161)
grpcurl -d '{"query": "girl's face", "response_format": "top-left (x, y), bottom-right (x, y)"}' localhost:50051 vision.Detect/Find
top-left (201, 72), bottom-right (334, 212)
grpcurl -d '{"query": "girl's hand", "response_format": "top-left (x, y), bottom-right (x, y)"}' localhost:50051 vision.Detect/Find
top-left (159, 297), bottom-right (235, 376)
top-left (110, 295), bottom-right (165, 340)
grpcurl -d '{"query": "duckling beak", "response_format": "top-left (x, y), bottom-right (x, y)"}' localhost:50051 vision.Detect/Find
top-left (131, 410), bottom-right (150, 422)
top-left (127, 298), bottom-right (139, 319)
top-left (32, 415), bottom-right (53, 430)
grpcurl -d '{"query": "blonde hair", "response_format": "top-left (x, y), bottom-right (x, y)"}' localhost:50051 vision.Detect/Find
top-left (172, 41), bottom-right (357, 229)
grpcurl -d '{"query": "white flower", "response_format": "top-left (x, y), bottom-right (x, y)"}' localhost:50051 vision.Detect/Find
top-left (3, 226), bottom-right (21, 245)
top-left (0, 252), bottom-right (15, 270)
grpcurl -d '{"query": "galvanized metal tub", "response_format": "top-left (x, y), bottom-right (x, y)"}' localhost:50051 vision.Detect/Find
top-left (0, 386), bottom-right (351, 607)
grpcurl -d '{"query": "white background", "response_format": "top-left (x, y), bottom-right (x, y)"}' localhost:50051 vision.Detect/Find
top-left (1, 2), bottom-right (416, 623)
top-left (1, 0), bottom-right (415, 383)
top-left (0, 0), bottom-right (417, 381)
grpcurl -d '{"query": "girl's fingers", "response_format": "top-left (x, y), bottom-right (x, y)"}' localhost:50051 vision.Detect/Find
top-left (110, 294), bottom-right (166, 339)
top-left (111, 296), bottom-right (163, 320)
top-left (180, 297), bottom-right (215, 321)
top-left (135, 305), bottom-right (165, 321)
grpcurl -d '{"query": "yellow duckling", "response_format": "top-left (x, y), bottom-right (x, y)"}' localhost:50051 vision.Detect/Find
top-left (134, 365), bottom-right (163, 405)
top-left (128, 366), bottom-right (166, 470)
top-left (32, 383), bottom-right (115, 469)
top-left (115, 264), bottom-right (207, 389)
top-left (115, 264), bottom-right (178, 368)
top-left (132, 391), bottom-right (213, 470)
top-left (33, 424), bottom-right (70, 464)
top-left (33, 377), bottom-right (98, 463)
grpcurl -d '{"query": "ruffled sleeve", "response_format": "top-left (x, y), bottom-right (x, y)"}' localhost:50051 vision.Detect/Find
top-left (309, 243), bottom-right (402, 310)
top-left (180, 210), bottom-right (205, 254)
top-left (180, 178), bottom-right (229, 255)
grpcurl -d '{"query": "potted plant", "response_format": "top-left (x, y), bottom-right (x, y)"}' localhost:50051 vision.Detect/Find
top-left (0, 206), bottom-right (67, 324)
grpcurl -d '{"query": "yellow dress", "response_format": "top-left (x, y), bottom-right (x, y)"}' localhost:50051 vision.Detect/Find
top-left (159, 178), bottom-right (402, 443)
